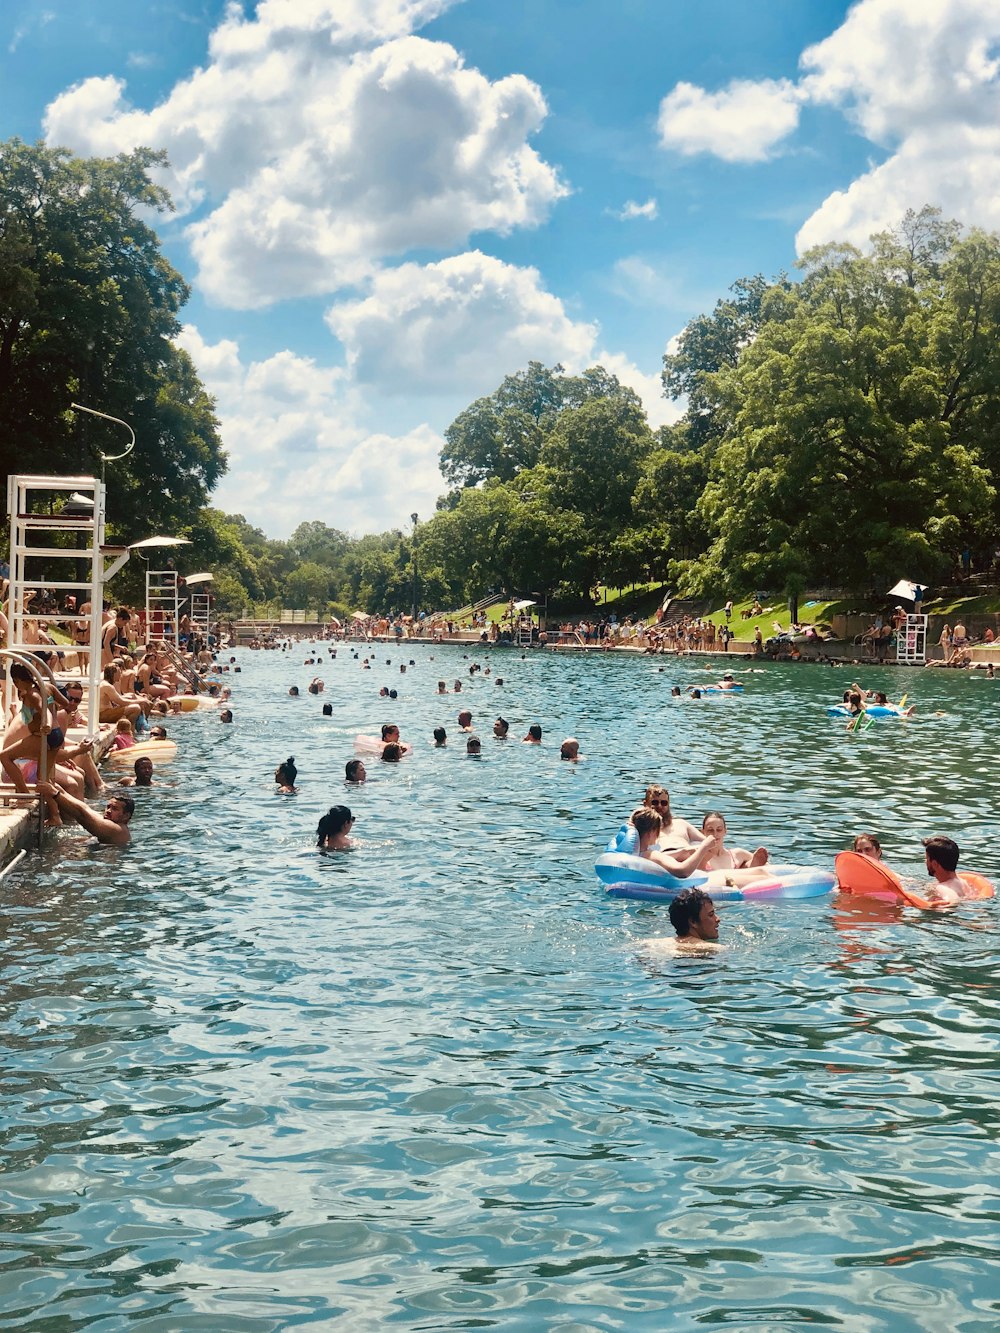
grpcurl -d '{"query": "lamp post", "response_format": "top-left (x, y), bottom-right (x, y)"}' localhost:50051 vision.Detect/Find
top-left (410, 512), bottom-right (419, 621)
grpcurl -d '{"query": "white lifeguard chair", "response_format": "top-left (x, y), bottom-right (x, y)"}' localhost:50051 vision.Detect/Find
top-left (185, 572), bottom-right (214, 646)
top-left (5, 474), bottom-right (130, 728)
top-left (896, 614), bottom-right (928, 665)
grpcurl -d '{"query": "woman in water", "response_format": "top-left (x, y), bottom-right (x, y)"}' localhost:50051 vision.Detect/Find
top-left (630, 808), bottom-right (716, 879)
top-left (700, 811), bottom-right (769, 869)
top-left (317, 805), bottom-right (355, 850)
top-left (275, 757), bottom-right (298, 793)
top-left (852, 833), bottom-right (882, 860)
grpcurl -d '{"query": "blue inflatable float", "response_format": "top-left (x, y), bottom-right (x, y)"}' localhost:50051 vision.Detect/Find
top-left (596, 825), bottom-right (836, 903)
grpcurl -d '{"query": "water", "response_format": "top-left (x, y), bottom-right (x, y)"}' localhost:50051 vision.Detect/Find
top-left (1, 647), bottom-right (997, 1329)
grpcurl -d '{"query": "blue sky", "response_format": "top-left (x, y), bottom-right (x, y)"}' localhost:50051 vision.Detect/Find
top-left (4, 1), bottom-right (999, 536)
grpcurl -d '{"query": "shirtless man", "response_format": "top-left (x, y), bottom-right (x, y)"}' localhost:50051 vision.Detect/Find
top-left (668, 887), bottom-right (720, 944)
top-left (644, 785), bottom-right (701, 850)
top-left (922, 836), bottom-right (974, 904)
top-left (37, 781), bottom-right (133, 845)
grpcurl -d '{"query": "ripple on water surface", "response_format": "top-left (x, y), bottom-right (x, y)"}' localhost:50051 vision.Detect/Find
top-left (1, 648), bottom-right (998, 1329)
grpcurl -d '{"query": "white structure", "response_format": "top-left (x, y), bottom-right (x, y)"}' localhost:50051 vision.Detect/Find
top-left (896, 614), bottom-right (928, 665)
top-left (5, 474), bottom-right (129, 726)
top-left (185, 572), bottom-right (214, 644)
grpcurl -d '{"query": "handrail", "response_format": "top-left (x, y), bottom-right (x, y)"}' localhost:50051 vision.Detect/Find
top-left (0, 647), bottom-right (60, 848)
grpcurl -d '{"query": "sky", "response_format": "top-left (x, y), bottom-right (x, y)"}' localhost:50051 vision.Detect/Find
top-left (3, 0), bottom-right (1000, 539)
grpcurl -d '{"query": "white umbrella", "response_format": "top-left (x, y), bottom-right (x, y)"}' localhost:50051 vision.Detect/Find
top-left (128, 535), bottom-right (191, 550)
top-left (887, 579), bottom-right (929, 602)
top-left (184, 571), bottom-right (214, 585)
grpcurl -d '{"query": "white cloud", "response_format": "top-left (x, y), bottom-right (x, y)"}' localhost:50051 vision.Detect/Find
top-left (613, 198), bottom-right (659, 221)
top-left (325, 251), bottom-right (597, 396)
top-left (653, 0), bottom-right (1000, 248)
top-left (657, 78), bottom-right (801, 162)
top-left (177, 325), bottom-right (446, 536)
top-left (796, 0), bottom-right (1000, 247)
top-left (43, 6), bottom-right (565, 308)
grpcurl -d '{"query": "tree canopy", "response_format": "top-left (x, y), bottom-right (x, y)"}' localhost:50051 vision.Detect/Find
top-left (0, 138), bottom-right (225, 537)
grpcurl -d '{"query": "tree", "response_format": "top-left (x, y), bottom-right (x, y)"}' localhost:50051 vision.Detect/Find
top-left (285, 561), bottom-right (331, 610)
top-left (0, 138), bottom-right (225, 533)
top-left (683, 234), bottom-right (995, 594)
top-left (662, 274), bottom-right (783, 450)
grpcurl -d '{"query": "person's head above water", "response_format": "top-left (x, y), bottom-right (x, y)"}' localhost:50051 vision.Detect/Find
top-left (316, 805), bottom-right (354, 846)
top-left (458, 709), bottom-right (473, 728)
top-left (923, 835), bottom-right (959, 875)
top-left (560, 737), bottom-right (580, 761)
top-left (288, 686), bottom-right (299, 697)
top-left (433, 727), bottom-right (447, 746)
top-left (381, 742), bottom-right (403, 763)
top-left (466, 735), bottom-right (482, 755)
top-left (523, 724), bottom-right (542, 743)
top-left (322, 702), bottom-right (333, 716)
top-left (381, 724), bottom-right (399, 742)
top-left (345, 759), bottom-right (366, 783)
top-left (275, 756), bottom-right (298, 787)
top-left (668, 887), bottom-right (719, 942)
top-left (132, 756), bottom-right (154, 786)
top-left (852, 833), bottom-right (882, 860)
top-left (493, 717), bottom-right (509, 738)
top-left (630, 806), bottom-right (661, 845)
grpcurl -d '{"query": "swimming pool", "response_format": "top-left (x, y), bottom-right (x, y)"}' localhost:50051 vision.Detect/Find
top-left (1, 648), bottom-right (997, 1328)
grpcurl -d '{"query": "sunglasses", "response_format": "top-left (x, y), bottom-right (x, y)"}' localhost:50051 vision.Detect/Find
top-left (650, 798), bottom-right (669, 807)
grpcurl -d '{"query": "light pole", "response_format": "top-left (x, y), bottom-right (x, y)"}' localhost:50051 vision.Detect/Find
top-left (410, 512), bottom-right (419, 621)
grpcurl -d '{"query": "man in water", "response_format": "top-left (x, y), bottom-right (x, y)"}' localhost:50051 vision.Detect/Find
top-left (37, 781), bottom-right (133, 845)
top-left (493, 717), bottom-right (509, 739)
top-left (560, 737), bottom-right (580, 761)
top-left (922, 836), bottom-right (974, 903)
top-left (121, 756), bottom-right (155, 787)
top-left (668, 887), bottom-right (720, 943)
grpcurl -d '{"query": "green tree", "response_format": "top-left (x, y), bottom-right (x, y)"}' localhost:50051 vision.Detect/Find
top-left (683, 231), bottom-right (995, 594)
top-left (285, 561), bottom-right (331, 610)
top-left (0, 137), bottom-right (225, 532)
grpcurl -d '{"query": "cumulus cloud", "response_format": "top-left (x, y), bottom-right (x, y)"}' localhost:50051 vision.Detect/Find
top-left (43, 4), bottom-right (565, 307)
top-left (325, 251), bottom-right (596, 396)
top-left (797, 0), bottom-right (1000, 247)
top-left (657, 78), bottom-right (802, 162)
top-left (325, 249), bottom-right (675, 427)
top-left (613, 198), bottom-right (659, 221)
top-left (177, 325), bottom-right (446, 536)
top-left (654, 0), bottom-right (1000, 248)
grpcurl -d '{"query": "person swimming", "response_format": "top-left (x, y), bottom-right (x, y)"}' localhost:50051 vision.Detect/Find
top-left (700, 811), bottom-right (768, 870)
top-left (852, 833), bottom-right (882, 860)
top-left (317, 805), bottom-right (354, 850)
top-left (275, 756), bottom-right (298, 793)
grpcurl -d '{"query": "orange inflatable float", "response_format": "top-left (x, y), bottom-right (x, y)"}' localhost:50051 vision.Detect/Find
top-left (835, 850), bottom-right (994, 909)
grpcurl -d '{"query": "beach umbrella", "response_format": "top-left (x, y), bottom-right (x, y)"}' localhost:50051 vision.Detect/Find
top-left (886, 579), bottom-right (929, 602)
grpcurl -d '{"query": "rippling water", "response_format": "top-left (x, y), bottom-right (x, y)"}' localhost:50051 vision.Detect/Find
top-left (1, 647), bottom-right (997, 1329)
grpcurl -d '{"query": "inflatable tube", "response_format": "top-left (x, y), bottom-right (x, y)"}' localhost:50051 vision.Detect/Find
top-left (103, 739), bottom-right (178, 764)
top-left (597, 827), bottom-right (835, 902)
top-left (827, 704), bottom-right (904, 717)
top-left (692, 684), bottom-right (744, 694)
top-left (168, 695), bottom-right (202, 712)
top-left (835, 851), bottom-right (994, 908)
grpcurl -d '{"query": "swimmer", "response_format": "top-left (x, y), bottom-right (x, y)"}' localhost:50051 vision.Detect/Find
top-left (275, 757), bottom-right (298, 794)
top-left (322, 702), bottom-right (333, 716)
top-left (220, 709), bottom-right (233, 723)
top-left (120, 756), bottom-right (155, 787)
top-left (317, 805), bottom-right (355, 850)
top-left (288, 686), bottom-right (300, 697)
top-left (688, 688), bottom-right (703, 699)
top-left (630, 807), bottom-right (715, 879)
top-left (454, 680), bottom-right (462, 693)
top-left (644, 786), bottom-right (701, 850)
top-left (493, 717), bottom-right (509, 739)
top-left (921, 835), bottom-right (975, 904)
top-left (668, 887), bottom-right (720, 944)
top-left (495, 678), bottom-right (504, 687)
top-left (560, 737), bottom-right (580, 761)
top-left (670, 686), bottom-right (681, 697)
top-left (438, 681), bottom-right (447, 694)
top-left (701, 812), bottom-right (768, 869)
top-left (381, 742), bottom-right (403, 763)
top-left (458, 709), bottom-right (474, 731)
top-left (717, 673), bottom-right (739, 691)
top-left (466, 736), bottom-right (482, 756)
top-left (523, 724), bottom-right (542, 744)
top-left (852, 833), bottom-right (882, 860)
top-left (345, 759), bottom-right (366, 783)
top-left (380, 724), bottom-right (412, 756)
top-left (433, 727), bottom-right (447, 747)
top-left (37, 781), bottom-right (133, 846)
